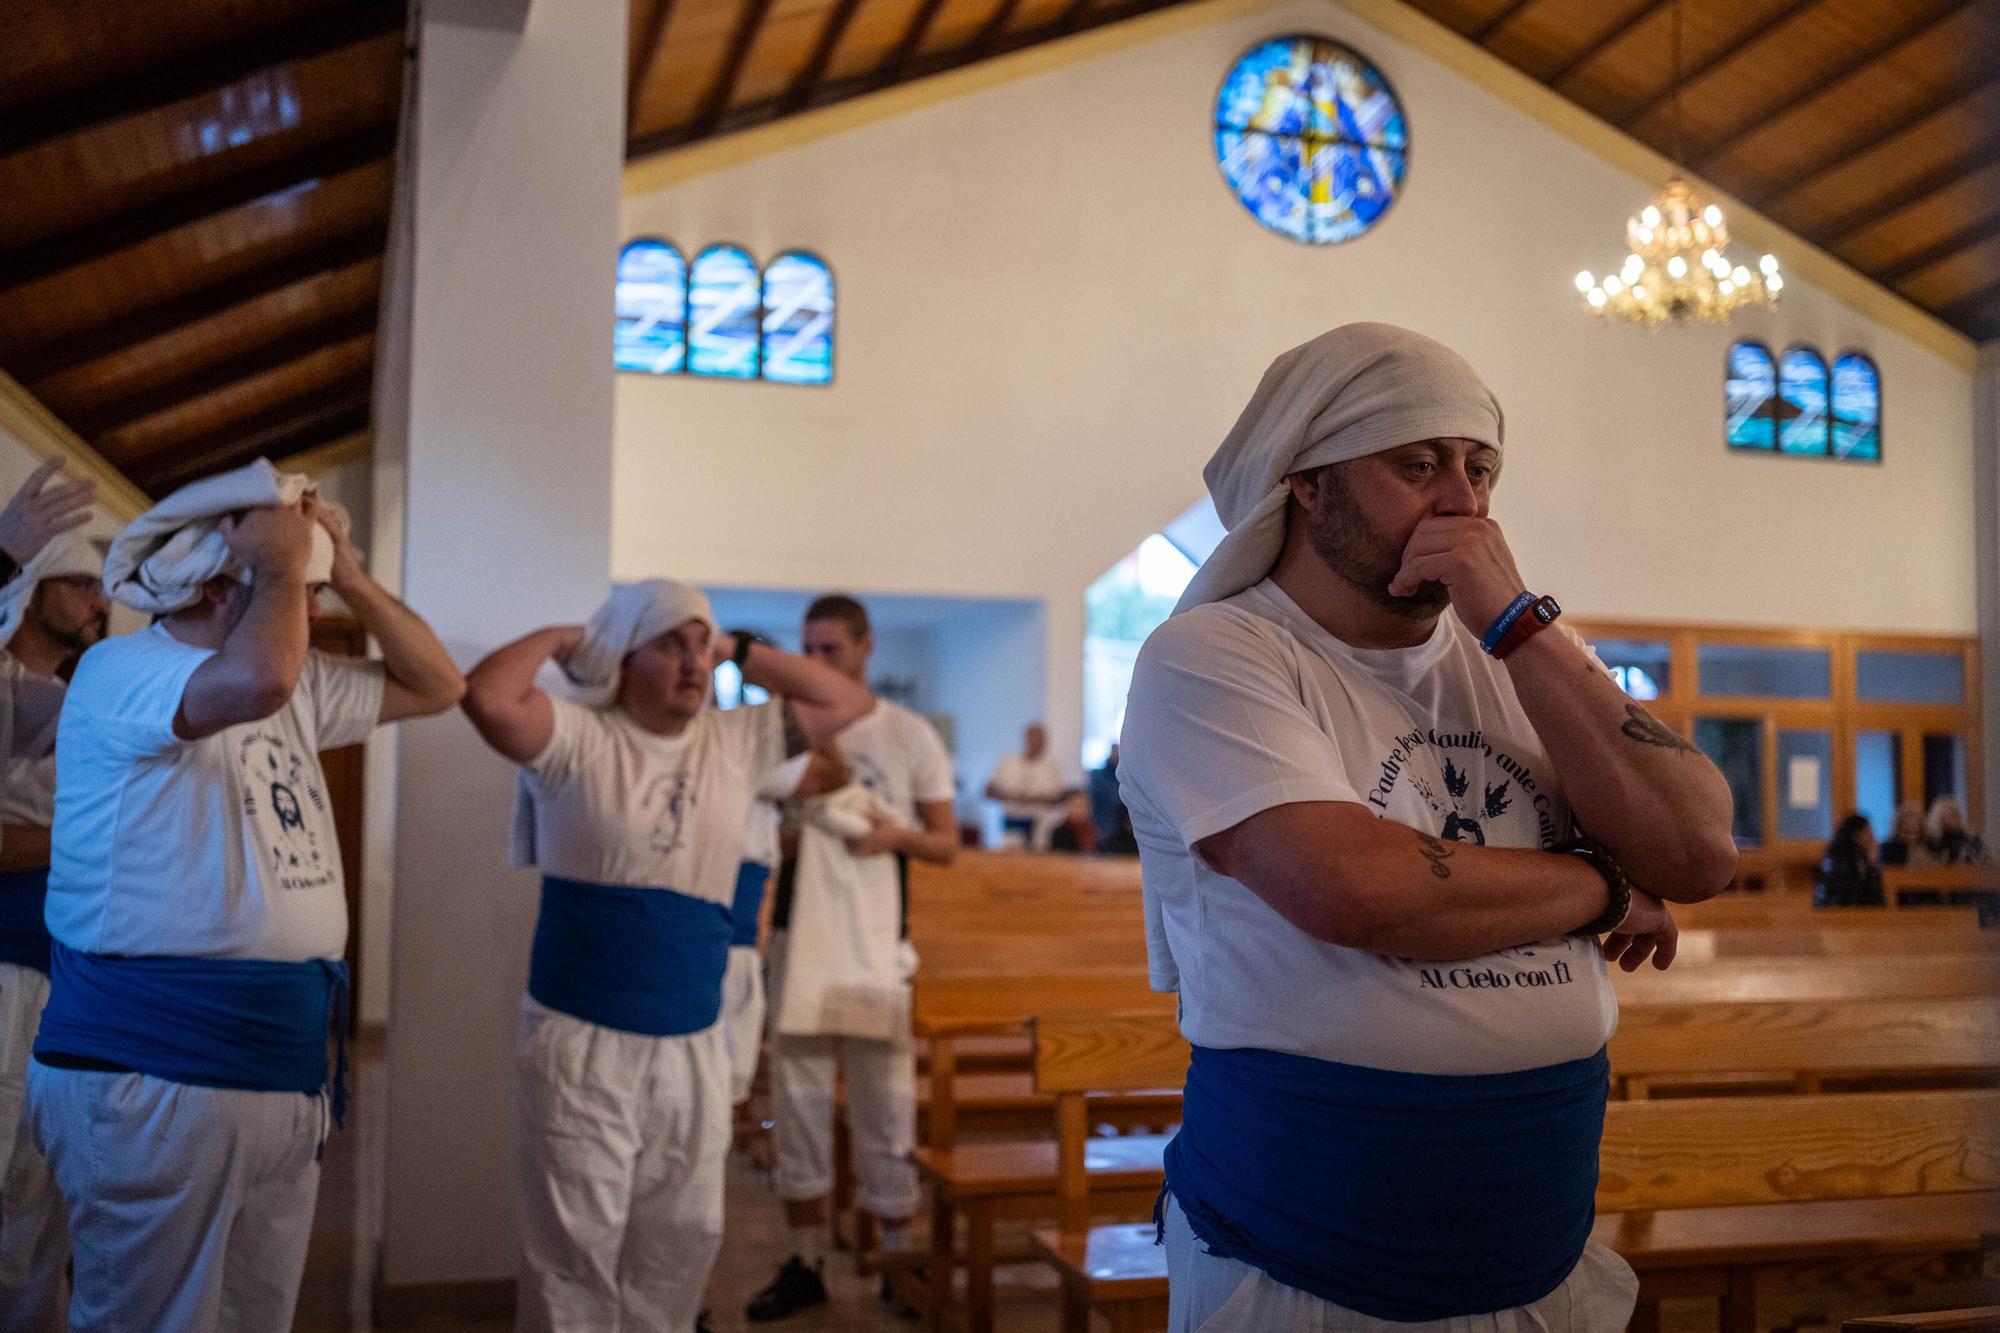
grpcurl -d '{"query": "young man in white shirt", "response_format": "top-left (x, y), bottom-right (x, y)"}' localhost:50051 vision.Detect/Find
top-left (984, 723), bottom-right (1069, 848)
top-left (28, 472), bottom-right (463, 1332)
top-left (749, 593), bottom-right (958, 1322)
top-left (1119, 324), bottom-right (1738, 1331)
top-left (0, 459), bottom-right (102, 1333)
top-left (463, 581), bottom-right (872, 1333)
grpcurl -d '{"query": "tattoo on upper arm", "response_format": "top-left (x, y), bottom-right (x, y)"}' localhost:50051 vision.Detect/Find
top-left (1620, 704), bottom-right (1697, 757)
top-left (1414, 830), bottom-right (1455, 879)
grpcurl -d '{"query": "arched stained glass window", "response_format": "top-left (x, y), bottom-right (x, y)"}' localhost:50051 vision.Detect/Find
top-left (615, 239), bottom-right (687, 374)
top-left (760, 251), bottom-right (834, 386)
top-left (1778, 346), bottom-right (1829, 455)
top-left (687, 244), bottom-right (762, 378)
top-left (1831, 352), bottom-right (1881, 460)
top-left (1214, 35), bottom-right (1407, 245)
top-left (1725, 341), bottom-right (1776, 450)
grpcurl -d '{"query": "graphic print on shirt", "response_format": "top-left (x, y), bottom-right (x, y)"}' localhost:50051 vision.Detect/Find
top-left (238, 729), bottom-right (333, 892)
top-left (641, 768), bottom-right (694, 856)
top-left (847, 752), bottom-right (889, 797)
top-left (1366, 727), bottom-right (1561, 850)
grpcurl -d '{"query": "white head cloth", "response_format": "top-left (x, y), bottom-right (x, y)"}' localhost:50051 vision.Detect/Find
top-left (559, 578), bottom-right (720, 709)
top-left (508, 577), bottom-right (723, 867)
top-left (103, 457), bottom-right (337, 614)
top-left (1173, 323), bottom-right (1505, 613)
top-left (0, 529), bottom-right (103, 649)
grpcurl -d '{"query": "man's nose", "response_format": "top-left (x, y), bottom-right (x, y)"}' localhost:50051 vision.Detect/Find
top-left (1434, 465), bottom-right (1481, 516)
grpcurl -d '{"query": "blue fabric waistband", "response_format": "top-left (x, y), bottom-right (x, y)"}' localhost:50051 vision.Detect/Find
top-left (0, 868), bottom-right (51, 973)
top-left (730, 862), bottom-right (770, 948)
top-left (35, 941), bottom-right (349, 1124)
top-left (1165, 1044), bottom-right (1609, 1321)
top-left (528, 875), bottom-right (732, 1037)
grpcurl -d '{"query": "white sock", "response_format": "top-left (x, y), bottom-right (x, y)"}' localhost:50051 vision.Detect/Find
top-left (878, 1219), bottom-right (913, 1254)
top-left (790, 1225), bottom-right (827, 1268)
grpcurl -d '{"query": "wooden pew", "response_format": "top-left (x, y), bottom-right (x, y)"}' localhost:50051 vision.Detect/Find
top-left (1884, 865), bottom-right (2000, 909)
top-left (1675, 926), bottom-right (2000, 962)
top-left (1674, 897), bottom-right (1983, 930)
top-left (1613, 954), bottom-right (2000, 1004)
top-left (1845, 1309), bottom-right (2000, 1331)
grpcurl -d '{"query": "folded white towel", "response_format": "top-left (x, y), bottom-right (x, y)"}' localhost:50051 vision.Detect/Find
top-left (103, 458), bottom-right (337, 614)
top-left (771, 784), bottom-right (912, 1042)
top-left (560, 578), bottom-right (718, 709)
top-left (0, 529), bottom-right (102, 648)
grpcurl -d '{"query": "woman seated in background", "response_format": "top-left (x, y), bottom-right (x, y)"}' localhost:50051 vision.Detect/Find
top-left (1878, 802), bottom-right (1925, 866)
top-left (1924, 796), bottom-right (1988, 865)
top-left (1815, 813), bottom-right (1885, 908)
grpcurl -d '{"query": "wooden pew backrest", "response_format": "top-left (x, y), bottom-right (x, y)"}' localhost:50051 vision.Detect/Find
top-left (1610, 998), bottom-right (2000, 1091)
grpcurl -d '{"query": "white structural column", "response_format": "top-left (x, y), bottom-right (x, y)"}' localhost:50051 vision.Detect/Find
top-left (1977, 342), bottom-right (1999, 839)
top-left (376, 0), bottom-right (624, 1301)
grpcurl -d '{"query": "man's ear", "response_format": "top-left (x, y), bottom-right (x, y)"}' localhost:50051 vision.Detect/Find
top-left (1284, 470), bottom-right (1322, 509)
top-left (199, 575), bottom-right (237, 608)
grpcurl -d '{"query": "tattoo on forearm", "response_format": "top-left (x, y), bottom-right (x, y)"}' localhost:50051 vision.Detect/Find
top-left (1414, 831), bottom-right (1455, 879)
top-left (1620, 704), bottom-right (1698, 757)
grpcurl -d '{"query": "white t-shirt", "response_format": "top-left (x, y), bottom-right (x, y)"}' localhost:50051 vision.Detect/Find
top-left (48, 623), bottom-right (385, 961)
top-left (835, 700), bottom-right (955, 827)
top-left (0, 653), bottom-right (63, 827)
top-left (522, 697), bottom-right (786, 908)
top-left (988, 752), bottom-right (1065, 820)
top-left (1118, 579), bottom-right (1616, 1076)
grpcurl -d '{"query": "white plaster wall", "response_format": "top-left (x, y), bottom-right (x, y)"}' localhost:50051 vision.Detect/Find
top-left (614, 0), bottom-right (1979, 770)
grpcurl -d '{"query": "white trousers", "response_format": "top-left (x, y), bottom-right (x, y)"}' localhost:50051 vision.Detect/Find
top-left (722, 947), bottom-right (765, 1107)
top-left (514, 996), bottom-right (730, 1333)
top-left (27, 1061), bottom-right (322, 1333)
top-left (769, 1031), bottom-right (918, 1219)
top-left (0, 966), bottom-right (64, 1333)
top-left (1163, 1195), bottom-right (1638, 1332)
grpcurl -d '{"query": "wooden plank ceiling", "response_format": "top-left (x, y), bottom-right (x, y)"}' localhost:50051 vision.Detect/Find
top-left (1, 0), bottom-right (1992, 498)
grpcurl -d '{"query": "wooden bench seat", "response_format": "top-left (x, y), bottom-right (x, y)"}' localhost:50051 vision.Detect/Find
top-left (1845, 1307), bottom-right (2000, 1330)
top-left (1027, 1223), bottom-right (1167, 1333)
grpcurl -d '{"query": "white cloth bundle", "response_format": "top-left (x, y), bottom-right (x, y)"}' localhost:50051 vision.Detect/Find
top-left (0, 529), bottom-right (102, 648)
top-left (771, 784), bottom-right (914, 1042)
top-left (1174, 323), bottom-right (1505, 613)
top-left (559, 578), bottom-right (719, 709)
top-left (103, 458), bottom-right (337, 614)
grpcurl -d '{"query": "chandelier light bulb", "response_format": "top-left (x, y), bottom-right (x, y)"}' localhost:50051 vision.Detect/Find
top-left (1732, 266), bottom-right (1751, 285)
top-left (1633, 285), bottom-right (1647, 301)
top-left (1704, 205), bottom-right (1722, 226)
top-left (1604, 275), bottom-right (1624, 295)
top-left (1641, 206), bottom-right (1661, 227)
top-left (1759, 254), bottom-right (1778, 275)
top-left (1667, 256), bottom-right (1687, 278)
top-left (1767, 274), bottom-right (1783, 291)
top-left (1588, 288), bottom-right (1607, 309)
top-left (1576, 271), bottom-right (1595, 292)
top-left (1718, 279), bottom-right (1734, 295)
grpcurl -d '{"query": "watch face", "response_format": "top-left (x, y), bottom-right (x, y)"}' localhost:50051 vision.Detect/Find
top-left (1533, 597), bottom-right (1562, 624)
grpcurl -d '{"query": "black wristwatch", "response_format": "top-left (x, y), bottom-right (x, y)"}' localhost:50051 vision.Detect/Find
top-left (1555, 836), bottom-right (1632, 936)
top-left (728, 629), bottom-right (764, 671)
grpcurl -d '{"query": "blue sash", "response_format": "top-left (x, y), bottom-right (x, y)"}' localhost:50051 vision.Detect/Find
top-left (34, 941), bottom-right (349, 1124)
top-left (730, 863), bottom-right (770, 948)
top-left (528, 875), bottom-right (732, 1036)
top-left (1165, 1044), bottom-right (1609, 1321)
top-left (0, 868), bottom-right (50, 973)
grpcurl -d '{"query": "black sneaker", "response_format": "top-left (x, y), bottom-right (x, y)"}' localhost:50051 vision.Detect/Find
top-left (745, 1256), bottom-right (828, 1322)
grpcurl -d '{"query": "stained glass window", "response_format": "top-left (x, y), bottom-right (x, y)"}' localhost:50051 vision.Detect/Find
top-left (615, 239), bottom-right (687, 374)
top-left (1778, 346), bottom-right (1829, 455)
top-left (1831, 352), bottom-right (1881, 460)
top-left (761, 251), bottom-right (834, 386)
top-left (1725, 341), bottom-right (1776, 450)
top-left (687, 244), bottom-right (762, 378)
top-left (1214, 35), bottom-right (1407, 245)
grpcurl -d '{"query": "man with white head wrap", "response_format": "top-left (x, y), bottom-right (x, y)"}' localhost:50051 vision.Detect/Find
top-left (25, 457), bottom-right (465, 1332)
top-left (1117, 324), bottom-right (1738, 1331)
top-left (0, 466), bottom-right (106, 1333)
top-left (462, 582), bottom-right (873, 1333)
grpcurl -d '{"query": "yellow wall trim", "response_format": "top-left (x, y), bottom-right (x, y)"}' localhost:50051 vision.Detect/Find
top-left (624, 0), bottom-right (1978, 372)
top-left (0, 369), bottom-right (151, 522)
top-left (279, 430), bottom-right (374, 477)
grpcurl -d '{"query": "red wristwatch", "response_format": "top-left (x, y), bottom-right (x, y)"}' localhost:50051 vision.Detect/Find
top-left (1491, 594), bottom-right (1561, 660)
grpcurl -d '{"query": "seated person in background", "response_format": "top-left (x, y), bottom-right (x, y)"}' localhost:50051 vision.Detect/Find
top-left (1925, 796), bottom-right (1987, 865)
top-left (1814, 814), bottom-right (1885, 908)
top-left (984, 722), bottom-right (1069, 848)
top-left (1047, 791), bottom-right (1098, 854)
top-left (1089, 743), bottom-right (1137, 856)
top-left (1879, 801), bottom-right (1925, 866)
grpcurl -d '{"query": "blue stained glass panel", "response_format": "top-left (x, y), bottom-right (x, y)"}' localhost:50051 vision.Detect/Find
top-left (1831, 353), bottom-right (1880, 460)
top-left (1778, 347), bottom-right (1828, 455)
top-left (1214, 36), bottom-right (1407, 246)
top-left (687, 245), bottom-right (761, 378)
top-left (761, 252), bottom-right (834, 385)
top-left (614, 240), bottom-right (686, 374)
top-left (1725, 341), bottom-right (1776, 450)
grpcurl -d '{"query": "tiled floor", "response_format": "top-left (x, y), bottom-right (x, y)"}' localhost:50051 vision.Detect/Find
top-left (292, 1040), bottom-right (1064, 1331)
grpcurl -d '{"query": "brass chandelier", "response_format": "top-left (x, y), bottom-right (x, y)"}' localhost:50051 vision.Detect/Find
top-left (1575, 0), bottom-right (1780, 325)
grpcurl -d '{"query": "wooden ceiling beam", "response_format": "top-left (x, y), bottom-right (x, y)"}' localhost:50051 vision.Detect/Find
top-left (628, 0), bottom-right (677, 132)
top-left (132, 380), bottom-right (374, 494)
top-left (1750, 75), bottom-right (2000, 203)
top-left (0, 0), bottom-right (405, 160)
top-left (1615, 0), bottom-right (1827, 130)
top-left (1810, 131), bottom-right (2000, 249)
top-left (66, 308), bottom-right (379, 438)
top-left (689, 0), bottom-right (778, 139)
top-left (1873, 212), bottom-right (2000, 285)
top-left (0, 125), bottom-right (395, 292)
top-left (879, 0), bottom-right (955, 83)
top-left (1543, 0), bottom-right (1660, 89)
top-left (782, 0), bottom-right (869, 113)
top-left (6, 224), bottom-right (387, 384)
top-left (1471, 0), bottom-right (1539, 45)
top-left (1689, 1), bottom-right (1977, 170)
top-left (1934, 273), bottom-right (2000, 326)
top-left (970, 0), bottom-right (1030, 56)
